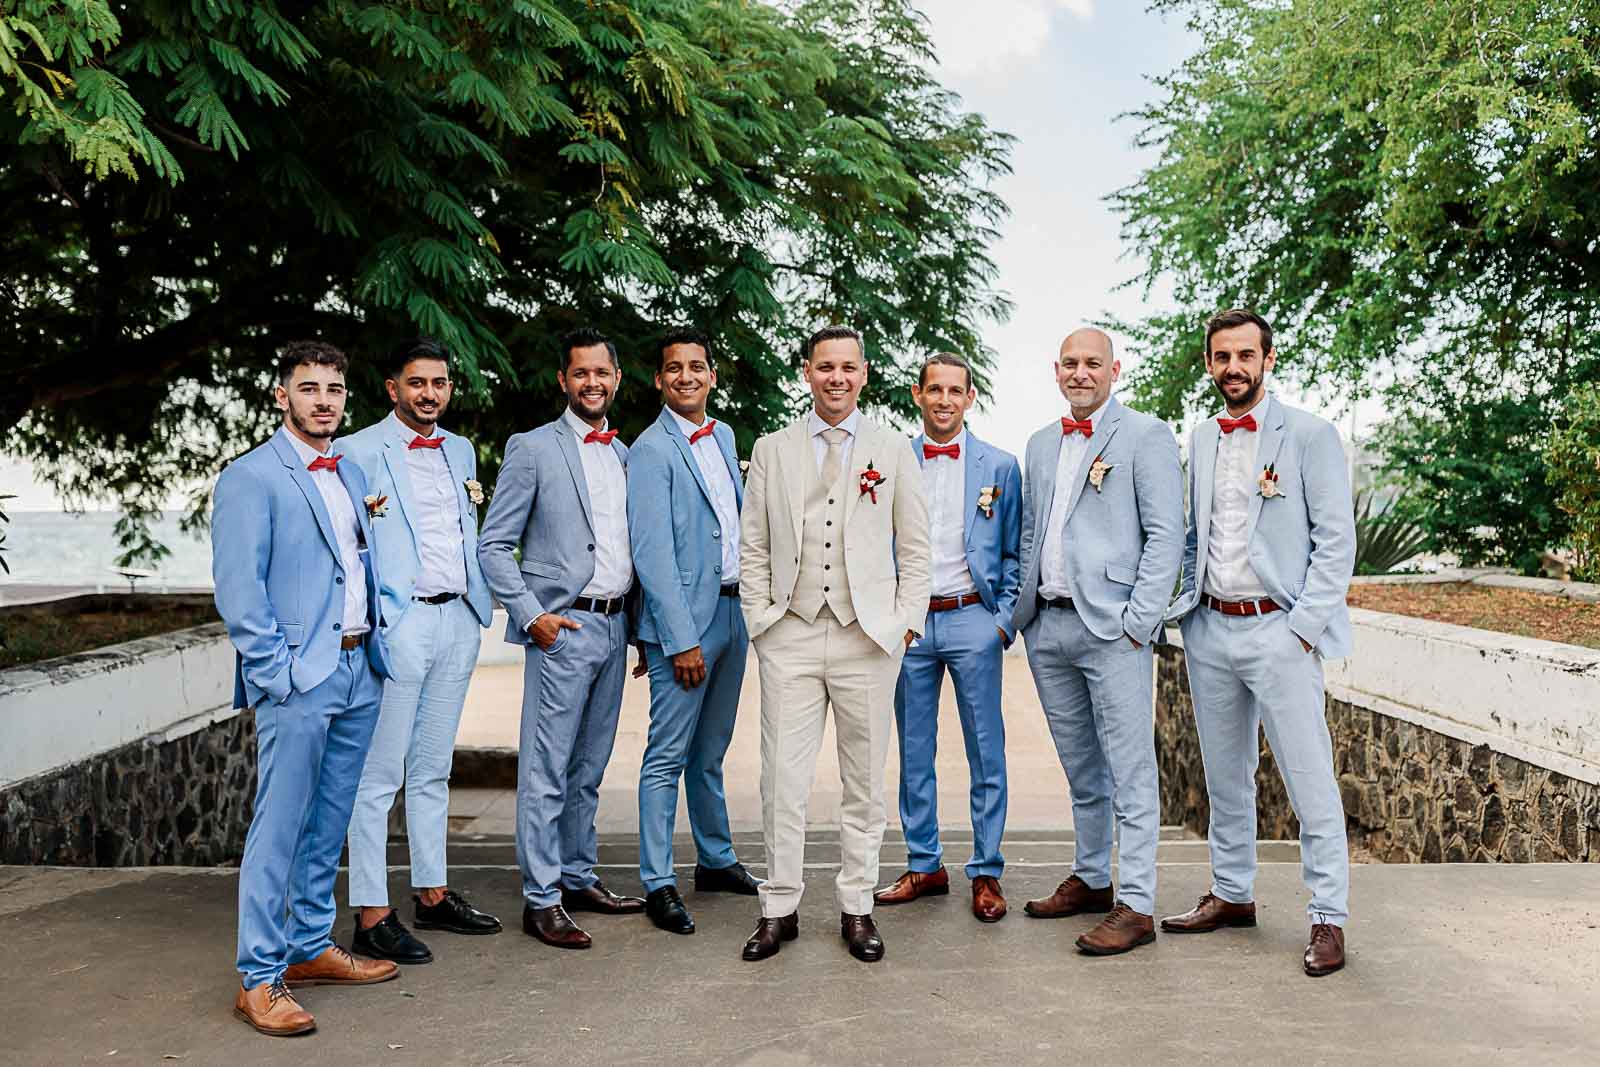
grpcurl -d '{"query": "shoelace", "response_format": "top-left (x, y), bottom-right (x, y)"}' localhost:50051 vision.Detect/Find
top-left (329, 944), bottom-right (357, 970)
top-left (1310, 924), bottom-right (1337, 946)
top-left (267, 979), bottom-right (293, 1007)
top-left (657, 886), bottom-right (684, 907)
top-left (1104, 902), bottom-right (1136, 925)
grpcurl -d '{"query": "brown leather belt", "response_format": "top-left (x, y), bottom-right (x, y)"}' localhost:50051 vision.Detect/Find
top-left (1203, 593), bottom-right (1281, 617)
top-left (929, 592), bottom-right (983, 613)
top-left (339, 633), bottom-right (366, 650)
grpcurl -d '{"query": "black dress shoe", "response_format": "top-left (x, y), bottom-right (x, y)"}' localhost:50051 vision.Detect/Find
top-left (352, 911), bottom-right (433, 964)
top-left (562, 881), bottom-right (646, 915)
top-left (522, 905), bottom-right (591, 949)
top-left (695, 862), bottom-right (761, 896)
top-left (414, 889), bottom-right (502, 935)
top-left (741, 913), bottom-right (799, 961)
top-left (841, 912), bottom-right (884, 962)
top-left (645, 886), bottom-right (695, 935)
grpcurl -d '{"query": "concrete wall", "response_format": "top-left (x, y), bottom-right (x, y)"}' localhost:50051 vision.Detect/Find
top-left (1155, 611), bottom-right (1600, 863)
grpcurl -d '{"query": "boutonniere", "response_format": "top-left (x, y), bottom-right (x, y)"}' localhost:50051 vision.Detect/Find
top-left (364, 494), bottom-right (390, 519)
top-left (977, 484), bottom-right (1000, 518)
top-left (464, 479), bottom-right (485, 505)
top-left (1258, 464), bottom-right (1281, 498)
top-left (858, 462), bottom-right (887, 503)
top-left (1087, 455), bottom-right (1114, 492)
top-left (739, 459), bottom-right (750, 480)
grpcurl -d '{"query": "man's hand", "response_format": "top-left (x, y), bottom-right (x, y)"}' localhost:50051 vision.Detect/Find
top-left (904, 629), bottom-right (918, 649)
top-left (632, 643), bottom-right (649, 679)
top-left (528, 612), bottom-right (581, 650)
top-left (672, 646), bottom-right (707, 689)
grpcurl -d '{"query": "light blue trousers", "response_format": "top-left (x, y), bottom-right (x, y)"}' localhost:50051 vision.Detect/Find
top-left (346, 598), bottom-right (480, 907)
top-left (516, 608), bottom-right (629, 908)
top-left (893, 602), bottom-right (1008, 879)
top-left (1180, 606), bottom-right (1350, 926)
top-left (237, 645), bottom-right (382, 989)
top-left (1024, 603), bottom-right (1160, 915)
top-left (637, 596), bottom-right (748, 891)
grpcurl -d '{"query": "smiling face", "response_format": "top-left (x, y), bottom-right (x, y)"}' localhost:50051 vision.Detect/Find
top-left (657, 342), bottom-right (715, 421)
top-left (559, 343), bottom-right (619, 426)
top-left (1205, 321), bottom-right (1276, 414)
top-left (387, 357), bottom-right (452, 434)
top-left (1055, 329), bottom-right (1119, 419)
top-left (804, 337), bottom-right (868, 425)
top-left (275, 362), bottom-right (347, 447)
top-left (911, 361), bottom-right (975, 443)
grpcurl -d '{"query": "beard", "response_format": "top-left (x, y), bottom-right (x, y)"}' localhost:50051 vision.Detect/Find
top-left (397, 397), bottom-right (440, 429)
top-left (290, 407), bottom-right (337, 440)
top-left (568, 389), bottom-right (613, 421)
top-left (1215, 370), bottom-right (1264, 409)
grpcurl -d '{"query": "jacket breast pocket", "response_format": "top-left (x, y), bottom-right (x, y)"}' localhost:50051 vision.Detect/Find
top-left (1105, 562), bottom-right (1139, 586)
top-left (281, 623), bottom-right (304, 648)
top-left (520, 558), bottom-right (563, 580)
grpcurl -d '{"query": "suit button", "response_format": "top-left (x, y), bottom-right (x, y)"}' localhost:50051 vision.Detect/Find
top-left (335, 577), bottom-right (344, 585)
top-left (714, 565), bottom-right (721, 573)
top-left (333, 623), bottom-right (342, 631)
top-left (823, 585), bottom-right (830, 592)
top-left (588, 544), bottom-right (595, 551)
top-left (825, 542), bottom-right (832, 549)
top-left (713, 530), bottom-right (721, 539)
top-left (826, 520), bottom-right (833, 527)
top-left (828, 498), bottom-right (835, 505)
top-left (824, 564), bottom-right (830, 571)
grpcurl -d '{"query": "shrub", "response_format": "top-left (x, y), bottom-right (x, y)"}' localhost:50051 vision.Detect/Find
top-left (1545, 386), bottom-right (1600, 583)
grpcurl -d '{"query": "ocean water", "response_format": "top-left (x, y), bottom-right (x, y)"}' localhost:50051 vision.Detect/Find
top-left (1, 511), bottom-right (214, 588)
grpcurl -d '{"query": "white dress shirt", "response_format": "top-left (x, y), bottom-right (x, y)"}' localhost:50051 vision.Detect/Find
top-left (564, 406), bottom-right (633, 599)
top-left (1204, 394), bottom-right (1270, 600)
top-left (921, 429), bottom-right (976, 596)
top-left (808, 407), bottom-right (861, 479)
top-left (287, 431), bottom-right (369, 635)
top-left (668, 408), bottom-right (740, 582)
top-left (1039, 399), bottom-right (1109, 601)
top-left (388, 413), bottom-right (467, 598)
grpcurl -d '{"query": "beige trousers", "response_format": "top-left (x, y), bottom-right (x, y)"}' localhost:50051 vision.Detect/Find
top-left (753, 610), bottom-right (904, 917)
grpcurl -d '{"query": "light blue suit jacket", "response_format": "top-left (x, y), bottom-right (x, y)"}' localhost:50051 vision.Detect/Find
top-left (334, 415), bottom-right (492, 629)
top-left (911, 430), bottom-right (1024, 643)
top-left (1013, 397), bottom-right (1185, 643)
top-left (212, 428), bottom-right (391, 710)
top-left (1171, 394), bottom-right (1356, 658)
top-left (626, 407), bottom-right (744, 657)
top-left (477, 415), bottom-right (633, 645)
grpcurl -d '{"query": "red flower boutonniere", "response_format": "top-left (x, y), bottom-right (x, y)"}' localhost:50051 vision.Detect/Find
top-left (1258, 464), bottom-right (1282, 499)
top-left (364, 494), bottom-right (390, 519)
top-left (858, 462), bottom-right (887, 503)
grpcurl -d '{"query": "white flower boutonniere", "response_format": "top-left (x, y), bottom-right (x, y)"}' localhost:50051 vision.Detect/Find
top-left (1258, 464), bottom-right (1282, 499)
top-left (464, 479), bottom-right (486, 506)
top-left (364, 494), bottom-right (390, 519)
top-left (977, 484), bottom-right (1000, 518)
top-left (1087, 455), bottom-right (1114, 492)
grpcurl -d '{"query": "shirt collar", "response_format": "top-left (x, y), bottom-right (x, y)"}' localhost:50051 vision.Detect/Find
top-left (285, 428), bottom-right (333, 466)
top-left (564, 406), bottom-right (609, 440)
top-left (667, 406), bottom-right (716, 440)
top-left (387, 411), bottom-right (442, 444)
top-left (808, 407), bottom-right (860, 440)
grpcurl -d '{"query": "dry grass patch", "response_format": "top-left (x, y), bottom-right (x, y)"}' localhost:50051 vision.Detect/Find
top-left (1346, 583), bottom-right (1600, 650)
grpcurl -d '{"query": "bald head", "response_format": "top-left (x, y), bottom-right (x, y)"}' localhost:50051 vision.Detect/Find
top-left (1054, 327), bottom-right (1120, 418)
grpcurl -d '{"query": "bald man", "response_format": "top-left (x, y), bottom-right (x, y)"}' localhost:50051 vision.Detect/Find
top-left (1012, 328), bottom-right (1183, 955)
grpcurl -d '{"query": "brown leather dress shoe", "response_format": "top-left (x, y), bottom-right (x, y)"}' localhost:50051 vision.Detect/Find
top-left (282, 945), bottom-right (398, 987)
top-left (1303, 923), bottom-right (1345, 976)
top-left (1075, 902), bottom-right (1156, 956)
top-left (741, 913), bottom-right (799, 961)
top-left (562, 881), bottom-right (646, 915)
top-left (234, 980), bottom-right (315, 1036)
top-left (523, 904), bottom-right (593, 949)
top-left (1159, 893), bottom-right (1257, 933)
top-left (971, 876), bottom-right (1007, 922)
top-left (1023, 875), bottom-right (1114, 918)
top-left (840, 913), bottom-right (885, 962)
top-left (873, 868), bottom-right (950, 905)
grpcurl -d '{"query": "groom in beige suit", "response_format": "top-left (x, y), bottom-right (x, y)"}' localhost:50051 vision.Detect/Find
top-left (739, 325), bottom-right (931, 964)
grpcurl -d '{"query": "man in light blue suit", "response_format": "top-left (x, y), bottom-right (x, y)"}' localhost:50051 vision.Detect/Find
top-left (1160, 309), bottom-right (1355, 978)
top-left (478, 327), bottom-right (645, 951)
top-left (875, 354), bottom-right (1022, 923)
top-left (627, 328), bottom-right (760, 936)
top-left (1013, 328), bottom-right (1184, 956)
top-left (338, 338), bottom-right (502, 968)
top-left (212, 341), bottom-right (398, 1037)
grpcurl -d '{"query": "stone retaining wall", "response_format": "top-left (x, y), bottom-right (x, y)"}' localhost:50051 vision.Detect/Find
top-left (1155, 645), bottom-right (1600, 863)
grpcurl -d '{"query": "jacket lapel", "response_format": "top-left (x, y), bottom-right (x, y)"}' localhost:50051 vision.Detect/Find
top-left (717, 423), bottom-right (743, 509)
top-left (553, 419), bottom-right (597, 533)
top-left (781, 419), bottom-right (809, 549)
top-left (1193, 416), bottom-right (1221, 575)
top-left (661, 407), bottom-right (716, 510)
top-left (381, 427), bottom-right (421, 541)
top-left (1063, 398), bottom-right (1124, 525)
top-left (962, 434), bottom-right (982, 548)
top-left (1244, 395), bottom-right (1288, 542)
top-left (273, 430), bottom-right (342, 561)
top-left (842, 418), bottom-right (875, 527)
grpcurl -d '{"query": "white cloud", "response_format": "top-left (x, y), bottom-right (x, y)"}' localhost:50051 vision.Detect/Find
top-left (917, 0), bottom-right (1095, 79)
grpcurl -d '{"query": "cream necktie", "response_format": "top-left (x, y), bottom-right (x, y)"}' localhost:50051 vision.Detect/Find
top-left (819, 426), bottom-right (848, 486)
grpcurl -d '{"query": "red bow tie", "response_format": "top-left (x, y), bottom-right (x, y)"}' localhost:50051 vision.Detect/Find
top-left (584, 429), bottom-right (618, 445)
top-left (1061, 417), bottom-right (1094, 437)
top-left (1218, 414), bottom-right (1258, 434)
top-left (307, 454), bottom-right (342, 472)
top-left (408, 435), bottom-right (443, 450)
top-left (923, 442), bottom-right (960, 460)
top-left (688, 420), bottom-right (717, 445)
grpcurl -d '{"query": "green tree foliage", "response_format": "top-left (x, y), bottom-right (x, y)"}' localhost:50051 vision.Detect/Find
top-left (1108, 0), bottom-right (1599, 563)
top-left (1546, 385), bottom-right (1600, 581)
top-left (1, 0), bottom-right (1011, 562)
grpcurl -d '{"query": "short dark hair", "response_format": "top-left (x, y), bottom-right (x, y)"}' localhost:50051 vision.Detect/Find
top-left (560, 327), bottom-right (619, 372)
top-left (387, 336), bottom-right (451, 380)
top-left (276, 340), bottom-right (348, 384)
top-left (1205, 309), bottom-right (1274, 359)
top-left (918, 352), bottom-right (972, 389)
top-left (656, 327), bottom-right (713, 372)
top-left (804, 325), bottom-right (865, 362)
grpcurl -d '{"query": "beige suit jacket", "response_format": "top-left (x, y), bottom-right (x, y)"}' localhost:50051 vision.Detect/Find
top-left (739, 412), bottom-right (931, 655)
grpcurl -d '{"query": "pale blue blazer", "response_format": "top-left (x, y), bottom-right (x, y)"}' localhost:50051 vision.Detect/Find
top-left (1013, 396), bottom-right (1185, 643)
top-left (626, 407), bottom-right (745, 657)
top-left (910, 430), bottom-right (1024, 643)
top-left (212, 428), bottom-right (391, 710)
top-left (334, 417), bottom-right (492, 630)
top-left (1171, 395), bottom-right (1356, 658)
top-left (477, 416), bottom-right (632, 645)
